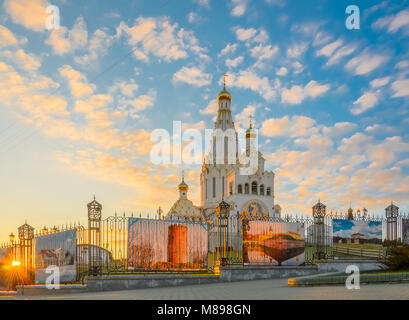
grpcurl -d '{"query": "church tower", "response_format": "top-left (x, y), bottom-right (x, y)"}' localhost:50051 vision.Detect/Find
top-left (200, 75), bottom-right (276, 220)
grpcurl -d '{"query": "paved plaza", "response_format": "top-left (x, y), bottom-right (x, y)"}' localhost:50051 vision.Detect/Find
top-left (1, 278), bottom-right (409, 300)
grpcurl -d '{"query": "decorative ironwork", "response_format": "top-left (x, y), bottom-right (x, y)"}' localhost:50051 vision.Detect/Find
top-left (312, 200), bottom-right (330, 261)
top-left (87, 196), bottom-right (102, 276)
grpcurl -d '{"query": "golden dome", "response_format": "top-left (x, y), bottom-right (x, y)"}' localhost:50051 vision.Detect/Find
top-left (217, 88), bottom-right (231, 103)
top-left (178, 177), bottom-right (189, 191)
top-left (348, 207), bottom-right (353, 214)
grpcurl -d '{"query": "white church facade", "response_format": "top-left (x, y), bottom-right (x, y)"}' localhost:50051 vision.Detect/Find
top-left (165, 81), bottom-right (281, 221)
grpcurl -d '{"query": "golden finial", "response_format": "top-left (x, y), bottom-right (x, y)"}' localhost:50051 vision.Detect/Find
top-left (249, 114), bottom-right (253, 129)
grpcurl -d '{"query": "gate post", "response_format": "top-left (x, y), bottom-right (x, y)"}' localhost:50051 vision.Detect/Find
top-left (216, 199), bottom-right (231, 268)
top-left (17, 222), bottom-right (34, 283)
top-left (312, 200), bottom-right (327, 261)
top-left (87, 196), bottom-right (102, 276)
top-left (385, 203), bottom-right (399, 242)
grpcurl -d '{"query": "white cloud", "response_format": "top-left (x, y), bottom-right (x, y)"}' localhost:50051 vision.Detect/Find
top-left (46, 16), bottom-right (88, 55)
top-left (395, 60), bottom-right (409, 70)
top-left (0, 25), bottom-right (18, 47)
top-left (74, 29), bottom-right (114, 67)
top-left (276, 67), bottom-right (288, 76)
top-left (118, 89), bottom-right (157, 118)
top-left (372, 9), bottom-right (409, 35)
top-left (250, 44), bottom-right (279, 68)
top-left (261, 115), bottom-right (317, 137)
top-left (200, 99), bottom-right (218, 115)
top-left (228, 69), bottom-right (276, 101)
top-left (391, 79), bottom-right (409, 97)
top-left (173, 66), bottom-right (212, 87)
top-left (281, 85), bottom-right (304, 104)
top-left (117, 17), bottom-right (208, 63)
top-left (281, 80), bottom-right (330, 104)
top-left (287, 42), bottom-right (308, 58)
top-left (326, 44), bottom-right (357, 66)
top-left (370, 76), bottom-right (390, 88)
top-left (316, 39), bottom-right (343, 57)
top-left (3, 0), bottom-right (49, 32)
top-left (0, 48), bottom-right (41, 71)
top-left (59, 65), bottom-right (94, 98)
top-left (235, 105), bottom-right (255, 128)
top-left (230, 0), bottom-right (250, 17)
top-left (292, 61), bottom-right (304, 74)
top-left (233, 27), bottom-right (268, 44)
top-left (351, 91), bottom-right (379, 115)
top-left (313, 31), bottom-right (333, 47)
top-left (226, 56), bottom-right (244, 68)
top-left (219, 43), bottom-right (238, 56)
top-left (304, 80), bottom-right (331, 98)
top-left (187, 12), bottom-right (204, 24)
top-left (345, 52), bottom-right (389, 75)
top-left (322, 122), bottom-right (357, 137)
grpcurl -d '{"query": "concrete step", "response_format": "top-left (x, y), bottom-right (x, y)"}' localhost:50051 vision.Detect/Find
top-left (17, 284), bottom-right (87, 296)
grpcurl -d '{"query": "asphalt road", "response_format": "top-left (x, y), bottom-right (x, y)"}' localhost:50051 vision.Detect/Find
top-left (1, 278), bottom-right (409, 300)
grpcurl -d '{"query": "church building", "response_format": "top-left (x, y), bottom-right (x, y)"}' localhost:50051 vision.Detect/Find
top-left (166, 80), bottom-right (280, 221)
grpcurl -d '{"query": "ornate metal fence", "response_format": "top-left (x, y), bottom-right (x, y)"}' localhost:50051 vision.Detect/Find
top-left (3, 199), bottom-right (407, 287)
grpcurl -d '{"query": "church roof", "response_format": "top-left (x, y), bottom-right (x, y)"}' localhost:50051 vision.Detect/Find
top-left (167, 199), bottom-right (203, 220)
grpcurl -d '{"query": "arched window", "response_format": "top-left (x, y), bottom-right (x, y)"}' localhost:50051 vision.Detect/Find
top-left (222, 176), bottom-right (225, 196)
top-left (229, 182), bottom-right (233, 195)
top-left (260, 184), bottom-right (264, 196)
top-left (212, 177), bottom-right (216, 198)
top-left (245, 183), bottom-right (249, 194)
top-left (238, 184), bottom-right (242, 194)
top-left (251, 182), bottom-right (258, 195)
top-left (266, 187), bottom-right (271, 196)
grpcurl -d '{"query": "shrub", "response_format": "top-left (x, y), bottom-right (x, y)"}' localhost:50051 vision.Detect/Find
top-left (384, 245), bottom-right (409, 270)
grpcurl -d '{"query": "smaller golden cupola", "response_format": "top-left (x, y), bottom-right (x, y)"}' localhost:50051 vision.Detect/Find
top-left (178, 172), bottom-right (189, 199)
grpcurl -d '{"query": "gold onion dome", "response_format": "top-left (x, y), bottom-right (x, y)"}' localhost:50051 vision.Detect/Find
top-left (178, 176), bottom-right (189, 191)
top-left (246, 115), bottom-right (256, 138)
top-left (217, 87), bottom-right (231, 103)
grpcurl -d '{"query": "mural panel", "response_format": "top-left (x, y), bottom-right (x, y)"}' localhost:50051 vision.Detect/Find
top-left (333, 219), bottom-right (382, 246)
top-left (35, 229), bottom-right (77, 284)
top-left (127, 218), bottom-right (208, 270)
top-left (243, 220), bottom-right (305, 266)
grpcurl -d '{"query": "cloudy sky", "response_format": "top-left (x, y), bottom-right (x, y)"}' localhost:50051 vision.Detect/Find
top-left (0, 0), bottom-right (409, 240)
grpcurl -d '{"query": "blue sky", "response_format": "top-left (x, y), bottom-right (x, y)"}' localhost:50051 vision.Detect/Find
top-left (0, 0), bottom-right (409, 240)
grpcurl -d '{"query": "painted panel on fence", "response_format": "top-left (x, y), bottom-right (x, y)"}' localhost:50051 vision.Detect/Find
top-left (243, 220), bottom-right (305, 266)
top-left (127, 218), bottom-right (208, 270)
top-left (35, 229), bottom-right (77, 284)
top-left (333, 219), bottom-right (382, 247)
